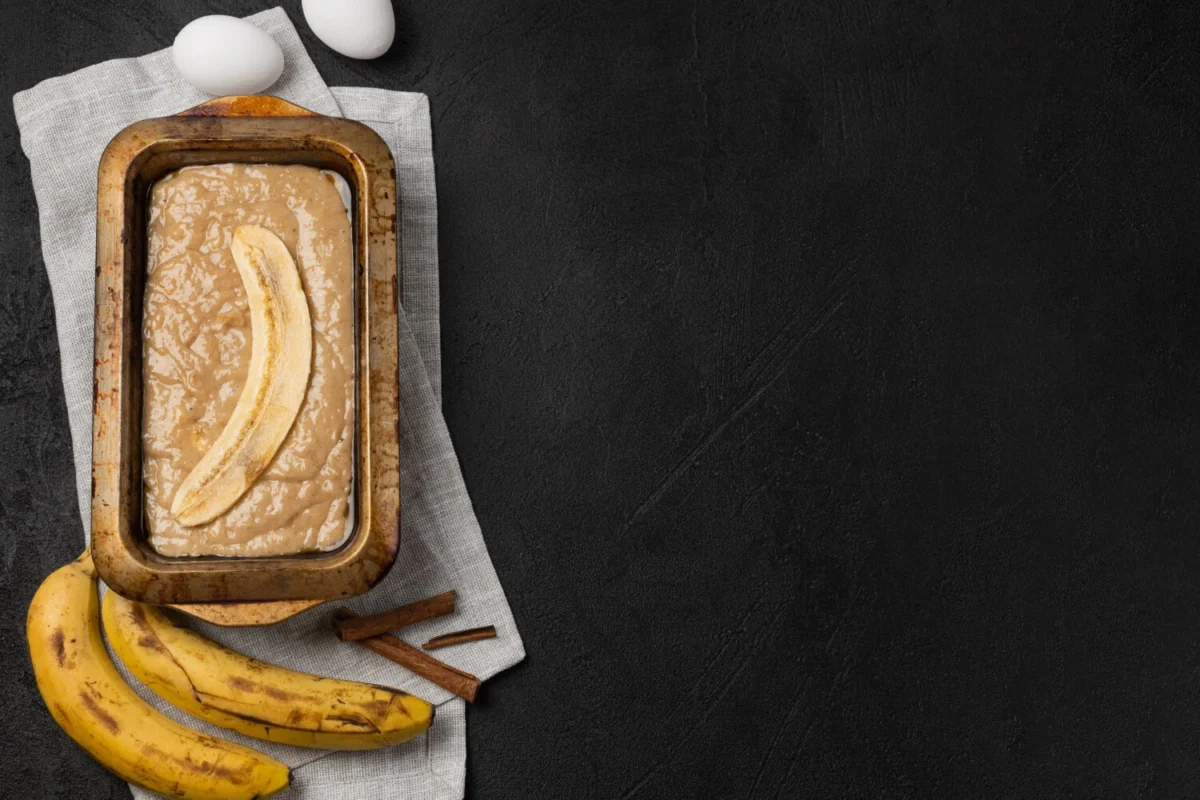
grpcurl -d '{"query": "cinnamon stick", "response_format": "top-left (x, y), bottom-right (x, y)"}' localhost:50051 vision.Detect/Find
top-left (422, 626), bottom-right (498, 651)
top-left (334, 609), bottom-right (480, 702)
top-left (333, 590), bottom-right (456, 641)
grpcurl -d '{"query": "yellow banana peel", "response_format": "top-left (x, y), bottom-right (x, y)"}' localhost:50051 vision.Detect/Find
top-left (26, 553), bottom-right (290, 799)
top-left (103, 590), bottom-right (435, 750)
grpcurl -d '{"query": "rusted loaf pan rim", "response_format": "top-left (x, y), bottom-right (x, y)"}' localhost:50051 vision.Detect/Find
top-left (91, 96), bottom-right (400, 616)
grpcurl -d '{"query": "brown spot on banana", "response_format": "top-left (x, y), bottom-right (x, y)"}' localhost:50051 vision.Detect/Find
top-left (50, 628), bottom-right (66, 667)
top-left (326, 715), bottom-right (380, 732)
top-left (144, 743), bottom-right (254, 785)
top-left (265, 681), bottom-right (300, 700)
top-left (78, 692), bottom-right (119, 734)
top-left (227, 676), bottom-right (256, 693)
top-left (137, 634), bottom-right (167, 653)
top-left (129, 603), bottom-right (149, 628)
top-left (226, 675), bottom-right (303, 702)
top-left (263, 685), bottom-right (303, 702)
top-left (361, 699), bottom-right (391, 717)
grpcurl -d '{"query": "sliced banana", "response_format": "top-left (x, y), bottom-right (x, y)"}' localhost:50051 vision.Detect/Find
top-left (171, 226), bottom-right (312, 527)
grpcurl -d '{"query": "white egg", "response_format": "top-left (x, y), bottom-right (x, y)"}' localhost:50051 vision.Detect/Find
top-left (173, 16), bottom-right (285, 96)
top-left (302, 0), bottom-right (395, 60)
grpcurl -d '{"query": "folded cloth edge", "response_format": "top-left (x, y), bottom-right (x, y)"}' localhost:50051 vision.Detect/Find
top-left (13, 7), bottom-right (523, 800)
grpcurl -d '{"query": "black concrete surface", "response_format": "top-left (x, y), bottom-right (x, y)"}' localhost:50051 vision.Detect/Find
top-left (4, 0), bottom-right (1200, 797)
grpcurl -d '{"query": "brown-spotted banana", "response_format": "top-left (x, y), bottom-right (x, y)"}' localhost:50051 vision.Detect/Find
top-left (171, 224), bottom-right (313, 526)
top-left (26, 553), bottom-right (290, 799)
top-left (103, 591), bottom-right (435, 750)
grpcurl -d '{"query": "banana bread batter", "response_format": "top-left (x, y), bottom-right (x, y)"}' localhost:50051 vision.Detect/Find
top-left (142, 164), bottom-right (353, 557)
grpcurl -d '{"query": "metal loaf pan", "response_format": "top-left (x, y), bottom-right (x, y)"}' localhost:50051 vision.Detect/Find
top-left (91, 95), bottom-right (400, 625)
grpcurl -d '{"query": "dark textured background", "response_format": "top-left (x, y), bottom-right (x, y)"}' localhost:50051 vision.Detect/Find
top-left (3, 0), bottom-right (1200, 797)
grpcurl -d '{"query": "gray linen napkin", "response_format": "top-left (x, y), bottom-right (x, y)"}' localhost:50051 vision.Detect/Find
top-left (13, 8), bottom-right (523, 799)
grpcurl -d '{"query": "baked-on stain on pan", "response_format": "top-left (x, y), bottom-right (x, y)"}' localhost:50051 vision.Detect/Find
top-left (91, 96), bottom-right (401, 625)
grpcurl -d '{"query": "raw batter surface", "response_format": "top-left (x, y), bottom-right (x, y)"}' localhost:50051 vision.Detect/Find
top-left (142, 164), bottom-right (353, 557)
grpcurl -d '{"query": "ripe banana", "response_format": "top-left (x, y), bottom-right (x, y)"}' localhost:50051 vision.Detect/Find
top-left (104, 591), bottom-right (435, 750)
top-left (171, 225), bottom-right (313, 526)
top-left (26, 553), bottom-right (290, 799)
